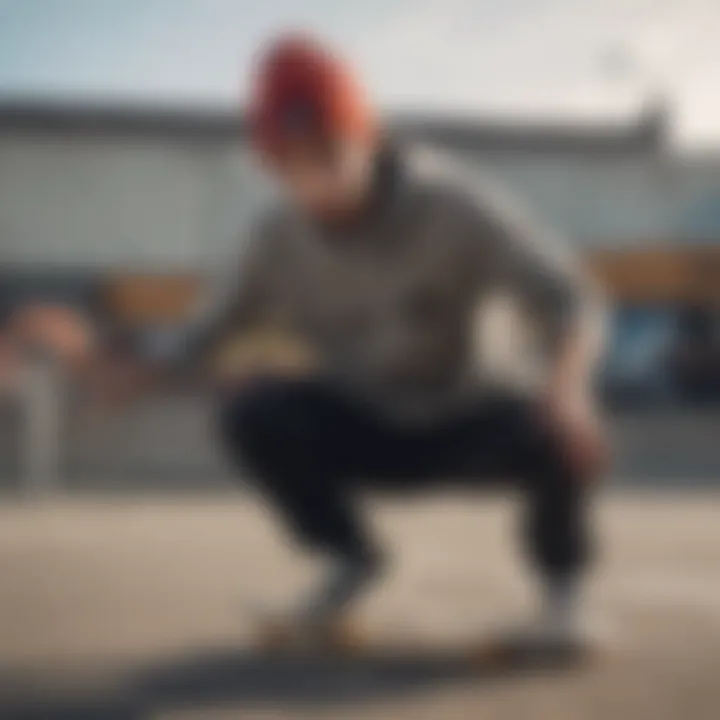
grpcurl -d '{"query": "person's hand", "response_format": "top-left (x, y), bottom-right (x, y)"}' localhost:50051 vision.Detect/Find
top-left (2, 304), bottom-right (94, 399)
top-left (9, 304), bottom-right (94, 370)
top-left (207, 330), bottom-right (317, 393)
top-left (538, 383), bottom-right (607, 481)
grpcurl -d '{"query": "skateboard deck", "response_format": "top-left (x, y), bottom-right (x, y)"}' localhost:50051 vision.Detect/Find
top-left (253, 619), bottom-right (596, 672)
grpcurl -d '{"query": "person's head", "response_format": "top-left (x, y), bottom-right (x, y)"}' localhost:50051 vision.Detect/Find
top-left (249, 34), bottom-right (380, 222)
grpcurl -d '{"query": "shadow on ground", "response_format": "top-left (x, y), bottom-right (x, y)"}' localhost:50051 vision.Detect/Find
top-left (2, 644), bottom-right (582, 719)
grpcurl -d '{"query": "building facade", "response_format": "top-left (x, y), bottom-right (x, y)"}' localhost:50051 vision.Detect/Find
top-left (2, 100), bottom-right (720, 486)
top-left (2, 101), bottom-right (719, 316)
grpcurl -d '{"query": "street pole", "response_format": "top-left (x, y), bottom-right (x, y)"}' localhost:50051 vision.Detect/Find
top-left (19, 353), bottom-right (63, 498)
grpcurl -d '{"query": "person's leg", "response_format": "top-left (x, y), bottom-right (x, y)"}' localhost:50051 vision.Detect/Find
top-left (217, 376), bottom-right (416, 632)
top-left (517, 419), bottom-right (592, 636)
top-left (218, 380), bottom-right (596, 644)
top-left (447, 396), bottom-right (595, 642)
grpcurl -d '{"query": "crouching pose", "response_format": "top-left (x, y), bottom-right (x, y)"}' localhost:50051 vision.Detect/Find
top-left (141, 35), bottom-right (608, 651)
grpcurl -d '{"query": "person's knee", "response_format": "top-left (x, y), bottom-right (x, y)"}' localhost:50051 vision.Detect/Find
top-left (218, 379), bottom-right (297, 469)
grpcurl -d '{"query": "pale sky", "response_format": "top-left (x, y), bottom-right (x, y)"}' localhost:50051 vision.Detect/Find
top-left (0, 0), bottom-right (719, 147)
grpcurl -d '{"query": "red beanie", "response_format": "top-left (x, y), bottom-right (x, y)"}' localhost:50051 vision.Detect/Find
top-left (249, 34), bottom-right (376, 157)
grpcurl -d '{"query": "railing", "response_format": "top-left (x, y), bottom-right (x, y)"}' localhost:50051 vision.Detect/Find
top-left (1, 357), bottom-right (64, 497)
top-left (3, 366), bottom-right (720, 493)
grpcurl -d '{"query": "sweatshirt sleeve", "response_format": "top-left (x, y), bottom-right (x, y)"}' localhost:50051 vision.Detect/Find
top-left (142, 214), bottom-right (279, 370)
top-left (453, 172), bottom-right (607, 358)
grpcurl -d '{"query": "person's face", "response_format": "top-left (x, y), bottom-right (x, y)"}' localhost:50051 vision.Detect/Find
top-left (267, 136), bottom-right (375, 222)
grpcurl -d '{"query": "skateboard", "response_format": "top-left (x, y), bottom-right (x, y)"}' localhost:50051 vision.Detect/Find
top-left (252, 616), bottom-right (596, 671)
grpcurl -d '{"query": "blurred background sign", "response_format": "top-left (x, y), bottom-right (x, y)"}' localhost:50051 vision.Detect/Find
top-left (590, 246), bottom-right (720, 303)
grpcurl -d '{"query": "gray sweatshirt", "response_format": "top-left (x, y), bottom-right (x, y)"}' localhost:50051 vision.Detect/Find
top-left (153, 143), bottom-right (605, 419)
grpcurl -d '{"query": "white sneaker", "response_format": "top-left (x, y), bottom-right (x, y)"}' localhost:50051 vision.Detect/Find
top-left (487, 608), bottom-right (612, 667)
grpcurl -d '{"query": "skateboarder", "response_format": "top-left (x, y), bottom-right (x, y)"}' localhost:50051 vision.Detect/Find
top-left (137, 34), bottom-right (608, 650)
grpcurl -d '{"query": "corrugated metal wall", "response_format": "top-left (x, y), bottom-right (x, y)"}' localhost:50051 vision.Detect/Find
top-left (2, 127), bottom-right (719, 276)
top-left (0, 132), bottom-right (268, 271)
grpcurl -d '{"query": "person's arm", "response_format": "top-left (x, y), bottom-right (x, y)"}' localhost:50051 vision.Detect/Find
top-left (458, 174), bottom-right (607, 395)
top-left (89, 215), bottom-right (280, 408)
top-left (142, 216), bottom-right (279, 375)
top-left (457, 174), bottom-right (608, 474)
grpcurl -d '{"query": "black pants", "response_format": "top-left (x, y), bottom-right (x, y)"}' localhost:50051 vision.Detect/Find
top-left (219, 377), bottom-right (592, 583)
